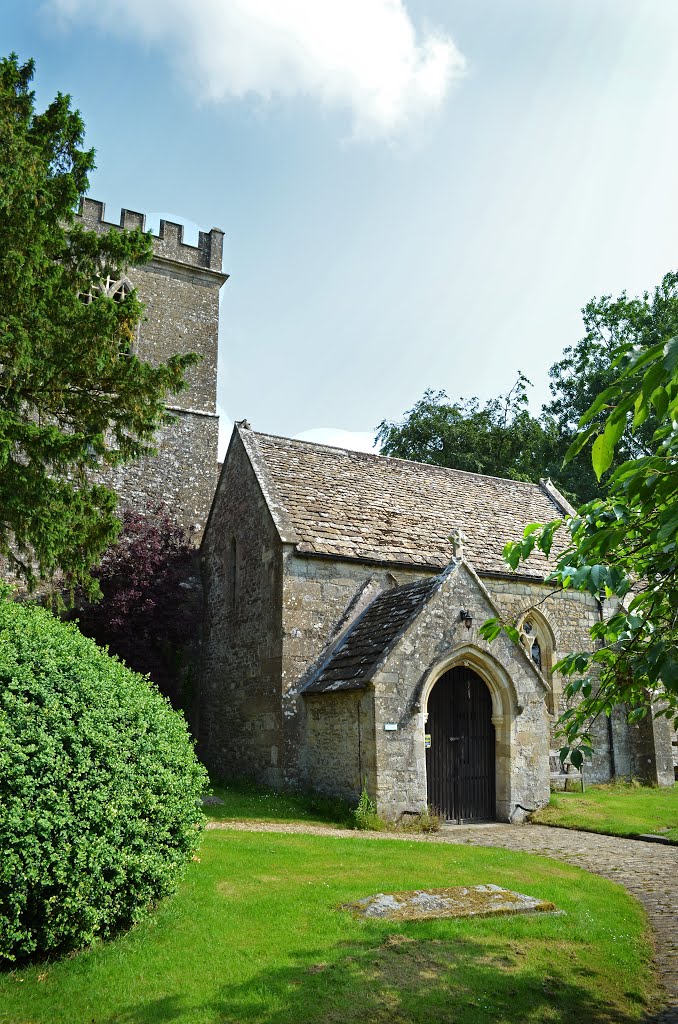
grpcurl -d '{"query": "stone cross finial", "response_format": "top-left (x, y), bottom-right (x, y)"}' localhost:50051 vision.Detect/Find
top-left (449, 527), bottom-right (467, 561)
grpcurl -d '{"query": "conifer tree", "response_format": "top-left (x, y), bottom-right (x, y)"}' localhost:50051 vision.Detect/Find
top-left (0, 54), bottom-right (198, 594)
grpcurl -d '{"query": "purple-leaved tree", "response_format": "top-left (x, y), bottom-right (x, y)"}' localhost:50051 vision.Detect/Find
top-left (76, 507), bottom-right (201, 713)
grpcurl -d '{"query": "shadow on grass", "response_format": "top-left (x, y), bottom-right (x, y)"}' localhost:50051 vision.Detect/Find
top-left (206, 777), bottom-right (354, 828)
top-left (104, 931), bottom-right (654, 1024)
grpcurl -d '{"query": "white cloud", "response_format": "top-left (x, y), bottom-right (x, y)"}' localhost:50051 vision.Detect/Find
top-left (49, 0), bottom-right (465, 138)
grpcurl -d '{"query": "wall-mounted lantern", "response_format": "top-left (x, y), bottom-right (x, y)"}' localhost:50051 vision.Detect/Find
top-left (459, 609), bottom-right (473, 630)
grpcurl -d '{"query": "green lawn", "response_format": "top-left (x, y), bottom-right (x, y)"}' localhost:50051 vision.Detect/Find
top-left (531, 781), bottom-right (678, 842)
top-left (0, 830), bottom-right (662, 1024)
top-left (205, 777), bottom-right (354, 826)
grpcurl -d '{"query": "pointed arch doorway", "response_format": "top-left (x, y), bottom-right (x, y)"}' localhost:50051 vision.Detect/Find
top-left (426, 665), bottom-right (495, 822)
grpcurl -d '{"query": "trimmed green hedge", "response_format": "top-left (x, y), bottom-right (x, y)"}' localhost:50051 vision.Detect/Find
top-left (0, 600), bottom-right (208, 963)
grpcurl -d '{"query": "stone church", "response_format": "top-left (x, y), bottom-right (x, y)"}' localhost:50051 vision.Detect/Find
top-left (199, 426), bottom-right (675, 822)
top-left (77, 199), bottom-right (675, 823)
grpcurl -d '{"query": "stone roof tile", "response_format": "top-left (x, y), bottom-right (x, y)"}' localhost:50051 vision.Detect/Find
top-left (244, 430), bottom-right (569, 578)
top-left (305, 576), bottom-right (440, 693)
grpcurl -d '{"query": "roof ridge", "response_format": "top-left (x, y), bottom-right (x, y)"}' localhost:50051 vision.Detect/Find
top-left (251, 429), bottom-right (557, 495)
top-left (303, 571), bottom-right (446, 694)
top-left (233, 426), bottom-right (565, 578)
top-left (372, 575), bottom-right (438, 600)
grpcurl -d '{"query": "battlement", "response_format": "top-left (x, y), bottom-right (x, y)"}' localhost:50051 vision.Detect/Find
top-left (76, 198), bottom-right (225, 274)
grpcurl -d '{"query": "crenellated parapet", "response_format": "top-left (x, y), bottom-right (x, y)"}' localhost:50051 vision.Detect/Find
top-left (73, 196), bottom-right (225, 534)
top-left (76, 197), bottom-right (225, 275)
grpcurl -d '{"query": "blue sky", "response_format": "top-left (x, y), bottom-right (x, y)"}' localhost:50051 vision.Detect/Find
top-left (3, 0), bottom-right (678, 457)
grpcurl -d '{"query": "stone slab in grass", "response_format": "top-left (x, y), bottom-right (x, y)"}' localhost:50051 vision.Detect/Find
top-left (342, 884), bottom-right (557, 921)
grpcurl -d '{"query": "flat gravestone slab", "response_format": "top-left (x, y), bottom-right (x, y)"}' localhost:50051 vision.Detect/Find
top-left (342, 884), bottom-right (557, 921)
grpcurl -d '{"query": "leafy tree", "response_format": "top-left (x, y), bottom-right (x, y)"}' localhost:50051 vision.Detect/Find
top-left (0, 54), bottom-right (197, 594)
top-left (376, 276), bottom-right (678, 505)
top-left (543, 274), bottom-right (678, 502)
top-left (375, 374), bottom-right (556, 481)
top-left (0, 597), bottom-right (208, 963)
top-left (76, 507), bottom-right (201, 711)
top-left (482, 333), bottom-right (678, 766)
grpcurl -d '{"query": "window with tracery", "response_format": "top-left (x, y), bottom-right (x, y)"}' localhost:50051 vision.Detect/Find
top-left (79, 275), bottom-right (139, 355)
top-left (521, 619), bottom-right (542, 670)
top-left (79, 274), bottom-right (134, 305)
top-left (519, 612), bottom-right (557, 714)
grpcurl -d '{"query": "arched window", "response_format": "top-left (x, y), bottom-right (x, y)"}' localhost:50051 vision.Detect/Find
top-left (519, 611), bottom-right (556, 714)
top-left (79, 274), bottom-right (139, 355)
top-left (80, 274), bottom-right (134, 305)
top-left (521, 619), bottom-right (542, 670)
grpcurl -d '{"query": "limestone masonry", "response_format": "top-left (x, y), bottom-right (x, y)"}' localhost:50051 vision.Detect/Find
top-left (76, 198), bottom-right (228, 536)
top-left (199, 427), bottom-right (675, 821)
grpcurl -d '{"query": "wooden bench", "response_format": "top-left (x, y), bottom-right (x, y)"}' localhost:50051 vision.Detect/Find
top-left (549, 751), bottom-right (584, 792)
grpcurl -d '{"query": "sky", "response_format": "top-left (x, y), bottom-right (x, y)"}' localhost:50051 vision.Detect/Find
top-left (3, 0), bottom-right (678, 458)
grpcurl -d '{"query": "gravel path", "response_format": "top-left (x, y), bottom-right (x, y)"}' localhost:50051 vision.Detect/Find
top-left (207, 819), bottom-right (678, 1021)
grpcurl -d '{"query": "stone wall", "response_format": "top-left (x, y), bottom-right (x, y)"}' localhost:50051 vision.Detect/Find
top-left (281, 552), bottom-right (425, 788)
top-left (75, 199), bottom-right (226, 536)
top-left (369, 564), bottom-right (551, 821)
top-left (629, 711), bottom-right (676, 787)
top-left (100, 411), bottom-right (218, 536)
top-left (199, 432), bottom-right (285, 786)
top-left (303, 690), bottom-right (376, 803)
top-left (484, 576), bottom-right (674, 786)
top-left (281, 556), bottom-right (424, 689)
top-left (483, 577), bottom-right (617, 783)
top-left (483, 576), bottom-right (600, 717)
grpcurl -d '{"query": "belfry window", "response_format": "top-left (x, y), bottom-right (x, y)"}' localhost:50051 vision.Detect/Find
top-left (80, 274), bottom-right (134, 305)
top-left (80, 274), bottom-right (138, 355)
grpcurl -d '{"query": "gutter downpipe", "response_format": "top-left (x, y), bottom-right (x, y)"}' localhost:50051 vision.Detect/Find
top-left (597, 596), bottom-right (616, 780)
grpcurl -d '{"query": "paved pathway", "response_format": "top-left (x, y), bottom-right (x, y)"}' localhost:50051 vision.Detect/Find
top-left (207, 819), bottom-right (678, 1021)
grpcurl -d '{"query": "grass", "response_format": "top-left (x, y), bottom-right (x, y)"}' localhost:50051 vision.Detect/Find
top-left (531, 781), bottom-right (678, 843)
top-left (205, 777), bottom-right (354, 826)
top-left (0, 829), bottom-right (663, 1024)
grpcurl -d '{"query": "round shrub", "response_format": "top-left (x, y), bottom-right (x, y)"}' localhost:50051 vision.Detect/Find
top-left (0, 599), bottom-right (208, 963)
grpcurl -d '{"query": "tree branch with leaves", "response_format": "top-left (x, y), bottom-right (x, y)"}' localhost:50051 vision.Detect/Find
top-left (481, 330), bottom-right (678, 768)
top-left (375, 374), bottom-right (555, 482)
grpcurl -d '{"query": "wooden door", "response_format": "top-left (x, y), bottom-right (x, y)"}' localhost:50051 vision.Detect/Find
top-left (426, 666), bottom-right (495, 822)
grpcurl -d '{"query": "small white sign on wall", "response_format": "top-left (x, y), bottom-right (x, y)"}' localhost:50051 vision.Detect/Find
top-left (384, 723), bottom-right (398, 731)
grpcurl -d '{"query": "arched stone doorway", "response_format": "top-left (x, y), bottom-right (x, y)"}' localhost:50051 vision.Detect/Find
top-left (425, 665), bottom-right (496, 822)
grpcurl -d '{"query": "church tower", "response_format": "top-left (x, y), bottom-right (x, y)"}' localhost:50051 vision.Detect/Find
top-left (76, 199), bottom-right (227, 536)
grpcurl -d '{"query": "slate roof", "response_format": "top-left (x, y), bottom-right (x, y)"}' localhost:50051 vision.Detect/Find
top-left (241, 429), bottom-right (572, 579)
top-left (305, 576), bottom-right (441, 693)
